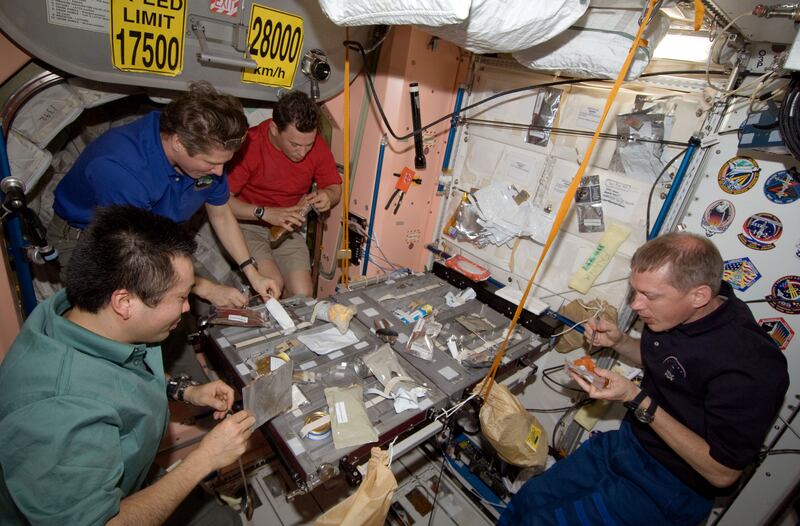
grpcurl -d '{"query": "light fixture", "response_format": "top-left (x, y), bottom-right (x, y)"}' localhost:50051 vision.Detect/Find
top-left (653, 33), bottom-right (712, 63)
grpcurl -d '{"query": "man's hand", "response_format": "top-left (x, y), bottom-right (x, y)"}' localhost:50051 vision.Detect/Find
top-left (569, 367), bottom-right (639, 403)
top-left (182, 380), bottom-right (235, 420)
top-left (188, 410), bottom-right (256, 473)
top-left (199, 282), bottom-right (247, 308)
top-left (584, 317), bottom-right (624, 349)
top-left (306, 189), bottom-right (332, 212)
top-left (263, 204), bottom-right (307, 231)
top-left (246, 271), bottom-right (281, 300)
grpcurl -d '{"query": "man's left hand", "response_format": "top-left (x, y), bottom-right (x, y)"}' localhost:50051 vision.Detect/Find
top-left (568, 367), bottom-right (639, 403)
top-left (182, 380), bottom-right (235, 420)
top-left (306, 189), bottom-right (332, 212)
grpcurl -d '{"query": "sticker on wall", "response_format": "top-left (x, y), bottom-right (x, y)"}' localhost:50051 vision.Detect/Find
top-left (768, 275), bottom-right (800, 315)
top-left (210, 0), bottom-right (239, 16)
top-left (723, 257), bottom-right (762, 292)
top-left (758, 317), bottom-right (795, 350)
top-left (701, 199), bottom-right (735, 237)
top-left (717, 156), bottom-right (761, 195)
top-left (737, 212), bottom-right (783, 250)
top-left (763, 168), bottom-right (800, 204)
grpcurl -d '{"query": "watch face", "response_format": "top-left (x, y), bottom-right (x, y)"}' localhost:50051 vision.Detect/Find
top-left (635, 406), bottom-right (653, 423)
top-left (254, 207), bottom-right (264, 219)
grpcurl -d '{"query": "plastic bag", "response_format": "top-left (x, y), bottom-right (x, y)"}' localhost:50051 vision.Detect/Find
top-left (404, 316), bottom-right (442, 361)
top-left (555, 298), bottom-right (618, 353)
top-left (314, 447), bottom-right (397, 526)
top-left (206, 306), bottom-right (268, 328)
top-left (311, 301), bottom-right (357, 334)
top-left (476, 382), bottom-right (548, 468)
top-left (325, 385), bottom-right (379, 449)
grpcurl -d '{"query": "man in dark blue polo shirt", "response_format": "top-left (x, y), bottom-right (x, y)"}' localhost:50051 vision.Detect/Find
top-left (49, 82), bottom-right (279, 306)
top-left (499, 232), bottom-right (789, 526)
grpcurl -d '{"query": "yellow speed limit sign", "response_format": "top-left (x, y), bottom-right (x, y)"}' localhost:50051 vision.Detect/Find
top-left (242, 4), bottom-right (304, 88)
top-left (110, 0), bottom-right (187, 76)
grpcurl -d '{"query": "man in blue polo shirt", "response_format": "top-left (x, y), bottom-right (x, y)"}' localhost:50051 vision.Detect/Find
top-left (49, 81), bottom-right (278, 306)
top-left (0, 206), bottom-right (255, 525)
top-left (499, 232), bottom-right (789, 525)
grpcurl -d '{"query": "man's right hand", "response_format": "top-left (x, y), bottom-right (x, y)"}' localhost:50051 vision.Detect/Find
top-left (263, 204), bottom-right (307, 231)
top-left (189, 410), bottom-right (256, 473)
top-left (584, 317), bottom-right (624, 349)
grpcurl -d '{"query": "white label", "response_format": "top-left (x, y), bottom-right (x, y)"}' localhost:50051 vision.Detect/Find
top-left (363, 308), bottom-right (379, 318)
top-left (576, 106), bottom-right (602, 129)
top-left (292, 409), bottom-right (304, 418)
top-left (348, 296), bottom-right (365, 305)
top-left (235, 363), bottom-right (250, 377)
top-left (438, 366), bottom-right (459, 380)
top-left (300, 360), bottom-right (317, 370)
top-left (354, 341), bottom-right (369, 350)
top-left (287, 437), bottom-right (305, 455)
top-left (335, 401), bottom-right (348, 424)
top-left (215, 336), bottom-right (230, 349)
top-left (328, 350), bottom-right (344, 359)
top-left (47, 0), bottom-right (109, 33)
top-left (228, 314), bottom-right (249, 324)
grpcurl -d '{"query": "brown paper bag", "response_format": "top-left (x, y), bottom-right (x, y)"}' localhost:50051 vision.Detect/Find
top-left (315, 447), bottom-right (397, 526)
top-left (555, 298), bottom-right (618, 353)
top-left (477, 383), bottom-right (548, 468)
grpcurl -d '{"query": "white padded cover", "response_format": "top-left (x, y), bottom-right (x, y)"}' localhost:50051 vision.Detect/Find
top-left (423, 0), bottom-right (589, 54)
top-left (317, 0), bottom-right (469, 27)
top-left (513, 8), bottom-right (671, 80)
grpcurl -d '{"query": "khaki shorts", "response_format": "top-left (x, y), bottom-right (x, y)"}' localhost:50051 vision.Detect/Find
top-left (239, 222), bottom-right (310, 276)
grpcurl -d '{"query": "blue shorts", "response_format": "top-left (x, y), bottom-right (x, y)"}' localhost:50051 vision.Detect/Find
top-left (498, 422), bottom-right (712, 526)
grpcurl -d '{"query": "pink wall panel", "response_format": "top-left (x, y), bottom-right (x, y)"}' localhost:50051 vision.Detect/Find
top-left (318, 27), bottom-right (466, 297)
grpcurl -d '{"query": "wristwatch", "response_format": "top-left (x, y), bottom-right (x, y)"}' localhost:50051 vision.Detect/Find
top-left (624, 390), bottom-right (658, 424)
top-left (238, 256), bottom-right (257, 272)
top-left (166, 374), bottom-right (200, 403)
top-left (253, 206), bottom-right (265, 221)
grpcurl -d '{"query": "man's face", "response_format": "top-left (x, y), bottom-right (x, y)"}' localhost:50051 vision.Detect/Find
top-left (628, 266), bottom-right (699, 332)
top-left (269, 122), bottom-right (316, 163)
top-left (174, 142), bottom-right (234, 179)
top-left (130, 255), bottom-right (194, 343)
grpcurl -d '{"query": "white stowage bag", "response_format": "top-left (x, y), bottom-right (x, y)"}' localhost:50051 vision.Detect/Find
top-left (423, 0), bottom-right (588, 54)
top-left (317, 0), bottom-right (470, 27)
top-left (513, 8), bottom-right (671, 80)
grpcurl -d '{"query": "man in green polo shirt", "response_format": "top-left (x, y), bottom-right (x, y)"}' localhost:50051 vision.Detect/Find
top-left (0, 205), bottom-right (255, 525)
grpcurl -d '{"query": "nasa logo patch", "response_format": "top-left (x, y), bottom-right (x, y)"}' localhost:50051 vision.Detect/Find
top-left (763, 168), bottom-right (800, 204)
top-left (701, 199), bottom-right (735, 237)
top-left (723, 257), bottom-right (762, 292)
top-left (769, 275), bottom-right (800, 315)
top-left (758, 317), bottom-right (794, 351)
top-left (718, 156), bottom-right (760, 195)
top-left (737, 212), bottom-right (782, 250)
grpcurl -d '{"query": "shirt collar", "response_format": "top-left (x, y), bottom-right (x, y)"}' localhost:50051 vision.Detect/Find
top-left (49, 290), bottom-right (150, 365)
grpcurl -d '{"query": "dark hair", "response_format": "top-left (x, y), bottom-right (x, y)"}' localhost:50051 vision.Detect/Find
top-left (65, 206), bottom-right (197, 312)
top-left (160, 81), bottom-right (248, 155)
top-left (631, 232), bottom-right (723, 295)
top-left (272, 90), bottom-right (320, 133)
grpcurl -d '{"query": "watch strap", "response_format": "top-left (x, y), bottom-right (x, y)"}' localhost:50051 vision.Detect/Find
top-left (238, 256), bottom-right (257, 272)
top-left (624, 389), bottom-right (647, 412)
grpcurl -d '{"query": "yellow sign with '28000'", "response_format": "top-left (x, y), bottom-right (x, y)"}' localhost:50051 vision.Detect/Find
top-left (242, 4), bottom-right (304, 88)
top-left (110, 0), bottom-right (187, 76)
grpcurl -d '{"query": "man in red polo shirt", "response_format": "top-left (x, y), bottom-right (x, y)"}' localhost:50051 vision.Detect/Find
top-left (227, 91), bottom-right (341, 297)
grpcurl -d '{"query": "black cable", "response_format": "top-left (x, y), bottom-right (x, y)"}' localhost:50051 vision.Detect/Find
top-left (543, 368), bottom-right (584, 393)
top-left (526, 398), bottom-right (593, 413)
top-left (344, 39), bottom-right (726, 142)
top-left (645, 147), bottom-right (689, 238)
top-left (779, 73), bottom-right (800, 160)
top-left (758, 449), bottom-right (800, 461)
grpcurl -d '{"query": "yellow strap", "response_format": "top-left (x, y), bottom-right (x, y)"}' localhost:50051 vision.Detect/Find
top-left (694, 0), bottom-right (705, 32)
top-left (340, 28), bottom-right (351, 287)
top-left (479, 0), bottom-right (661, 402)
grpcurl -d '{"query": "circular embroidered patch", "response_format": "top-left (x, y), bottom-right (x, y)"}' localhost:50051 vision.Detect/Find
top-left (769, 276), bottom-right (800, 315)
top-left (717, 156), bottom-right (760, 194)
top-left (701, 199), bottom-right (735, 237)
top-left (737, 212), bottom-right (782, 250)
top-left (723, 257), bottom-right (761, 292)
top-left (763, 168), bottom-right (800, 204)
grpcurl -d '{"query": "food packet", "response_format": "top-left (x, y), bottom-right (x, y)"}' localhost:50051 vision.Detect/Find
top-left (311, 300), bottom-right (357, 334)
